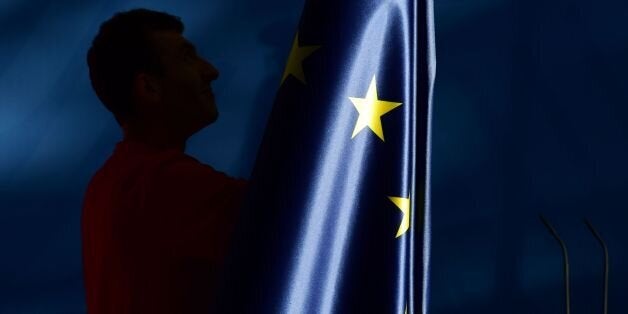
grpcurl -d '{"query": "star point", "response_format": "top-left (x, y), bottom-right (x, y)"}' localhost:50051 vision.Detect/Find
top-left (388, 196), bottom-right (411, 238)
top-left (349, 76), bottom-right (402, 141)
top-left (281, 32), bottom-right (319, 85)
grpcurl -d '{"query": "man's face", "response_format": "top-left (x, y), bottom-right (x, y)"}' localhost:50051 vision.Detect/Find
top-left (148, 31), bottom-right (220, 135)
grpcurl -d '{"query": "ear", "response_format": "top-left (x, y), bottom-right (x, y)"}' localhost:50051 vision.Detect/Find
top-left (132, 72), bottom-right (161, 104)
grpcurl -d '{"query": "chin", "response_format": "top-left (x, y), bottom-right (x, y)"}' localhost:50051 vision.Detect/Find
top-left (206, 108), bottom-right (219, 125)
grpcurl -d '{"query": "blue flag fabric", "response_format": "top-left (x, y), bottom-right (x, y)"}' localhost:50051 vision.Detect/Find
top-left (217, 0), bottom-right (435, 312)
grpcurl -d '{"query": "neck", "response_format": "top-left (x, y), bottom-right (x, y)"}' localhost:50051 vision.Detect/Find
top-left (122, 120), bottom-right (187, 152)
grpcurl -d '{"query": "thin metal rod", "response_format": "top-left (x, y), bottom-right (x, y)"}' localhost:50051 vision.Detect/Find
top-left (584, 219), bottom-right (609, 314)
top-left (540, 214), bottom-right (570, 314)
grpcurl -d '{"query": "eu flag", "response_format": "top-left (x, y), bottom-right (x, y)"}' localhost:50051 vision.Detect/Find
top-left (217, 0), bottom-right (435, 312)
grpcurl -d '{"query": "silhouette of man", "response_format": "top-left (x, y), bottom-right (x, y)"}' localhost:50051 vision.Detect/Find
top-left (81, 8), bottom-right (246, 313)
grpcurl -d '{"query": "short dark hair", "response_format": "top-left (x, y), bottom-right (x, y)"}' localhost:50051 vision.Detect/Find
top-left (87, 8), bottom-right (184, 124)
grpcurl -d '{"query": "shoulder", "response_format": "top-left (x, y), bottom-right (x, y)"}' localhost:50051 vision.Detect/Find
top-left (158, 154), bottom-right (244, 186)
top-left (148, 153), bottom-right (247, 201)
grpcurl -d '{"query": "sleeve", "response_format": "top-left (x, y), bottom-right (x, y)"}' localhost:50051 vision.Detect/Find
top-left (144, 156), bottom-right (248, 263)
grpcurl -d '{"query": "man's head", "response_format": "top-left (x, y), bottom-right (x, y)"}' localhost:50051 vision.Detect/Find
top-left (87, 8), bottom-right (219, 138)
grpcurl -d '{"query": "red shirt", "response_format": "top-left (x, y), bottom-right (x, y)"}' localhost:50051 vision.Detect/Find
top-left (81, 140), bottom-right (246, 313)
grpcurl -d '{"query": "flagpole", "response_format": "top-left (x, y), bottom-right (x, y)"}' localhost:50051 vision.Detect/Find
top-left (584, 219), bottom-right (609, 314)
top-left (540, 215), bottom-right (571, 314)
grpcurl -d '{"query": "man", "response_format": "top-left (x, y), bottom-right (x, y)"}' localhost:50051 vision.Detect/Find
top-left (82, 8), bottom-right (246, 313)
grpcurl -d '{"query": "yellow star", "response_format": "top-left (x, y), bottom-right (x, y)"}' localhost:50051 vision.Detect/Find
top-left (281, 32), bottom-right (319, 85)
top-left (388, 196), bottom-right (411, 238)
top-left (349, 76), bottom-right (402, 141)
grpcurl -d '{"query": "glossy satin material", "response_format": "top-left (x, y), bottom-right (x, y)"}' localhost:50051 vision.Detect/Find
top-left (217, 0), bottom-right (435, 312)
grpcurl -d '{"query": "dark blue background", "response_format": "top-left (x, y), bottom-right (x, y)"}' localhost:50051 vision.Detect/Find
top-left (0, 0), bottom-right (626, 313)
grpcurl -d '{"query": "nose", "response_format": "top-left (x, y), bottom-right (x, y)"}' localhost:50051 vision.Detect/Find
top-left (201, 58), bottom-right (219, 82)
